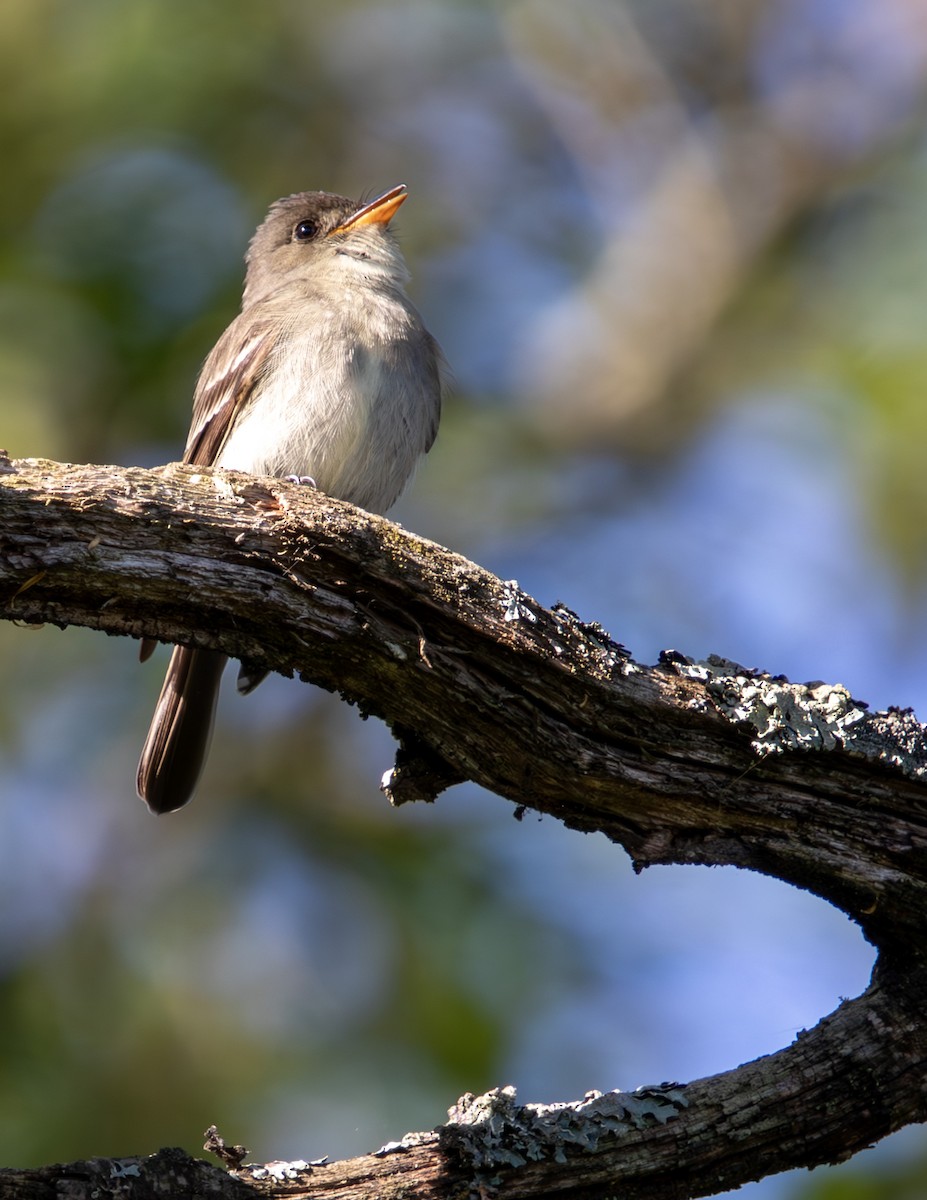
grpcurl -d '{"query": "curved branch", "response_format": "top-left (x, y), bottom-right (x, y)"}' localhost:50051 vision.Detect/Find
top-left (2, 453), bottom-right (927, 1197)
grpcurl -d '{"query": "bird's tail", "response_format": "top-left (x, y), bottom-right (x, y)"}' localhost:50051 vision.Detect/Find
top-left (137, 647), bottom-right (227, 814)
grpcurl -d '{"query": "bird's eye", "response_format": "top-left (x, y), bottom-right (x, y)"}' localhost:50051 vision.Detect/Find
top-left (293, 219), bottom-right (318, 241)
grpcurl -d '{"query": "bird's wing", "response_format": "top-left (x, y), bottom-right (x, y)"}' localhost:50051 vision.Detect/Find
top-left (184, 313), bottom-right (283, 467)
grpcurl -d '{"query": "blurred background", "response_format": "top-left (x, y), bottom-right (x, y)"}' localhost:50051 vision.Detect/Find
top-left (2, 1), bottom-right (927, 1196)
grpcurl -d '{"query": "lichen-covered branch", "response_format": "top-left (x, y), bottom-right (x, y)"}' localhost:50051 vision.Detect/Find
top-left (2, 454), bottom-right (926, 941)
top-left (2, 452), bottom-right (927, 1199)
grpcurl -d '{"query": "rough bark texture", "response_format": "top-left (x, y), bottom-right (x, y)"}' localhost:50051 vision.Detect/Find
top-left (1, 453), bottom-right (926, 1200)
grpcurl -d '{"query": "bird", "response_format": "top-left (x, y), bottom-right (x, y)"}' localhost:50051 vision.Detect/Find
top-left (137, 184), bottom-right (444, 814)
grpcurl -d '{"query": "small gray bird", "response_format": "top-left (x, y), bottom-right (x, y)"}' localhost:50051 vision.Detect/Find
top-left (137, 185), bottom-right (444, 814)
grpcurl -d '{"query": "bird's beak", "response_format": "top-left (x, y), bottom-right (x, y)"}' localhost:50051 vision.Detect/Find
top-left (332, 184), bottom-right (408, 234)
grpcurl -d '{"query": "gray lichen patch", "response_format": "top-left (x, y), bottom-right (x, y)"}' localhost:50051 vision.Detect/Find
top-left (441, 1083), bottom-right (688, 1172)
top-left (501, 579), bottom-right (538, 624)
top-left (663, 651), bottom-right (927, 778)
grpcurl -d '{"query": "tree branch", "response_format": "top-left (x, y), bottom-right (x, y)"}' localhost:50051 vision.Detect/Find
top-left (2, 453), bottom-right (927, 1198)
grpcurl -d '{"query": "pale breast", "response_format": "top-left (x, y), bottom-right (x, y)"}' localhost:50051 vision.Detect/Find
top-left (217, 293), bottom-right (441, 514)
